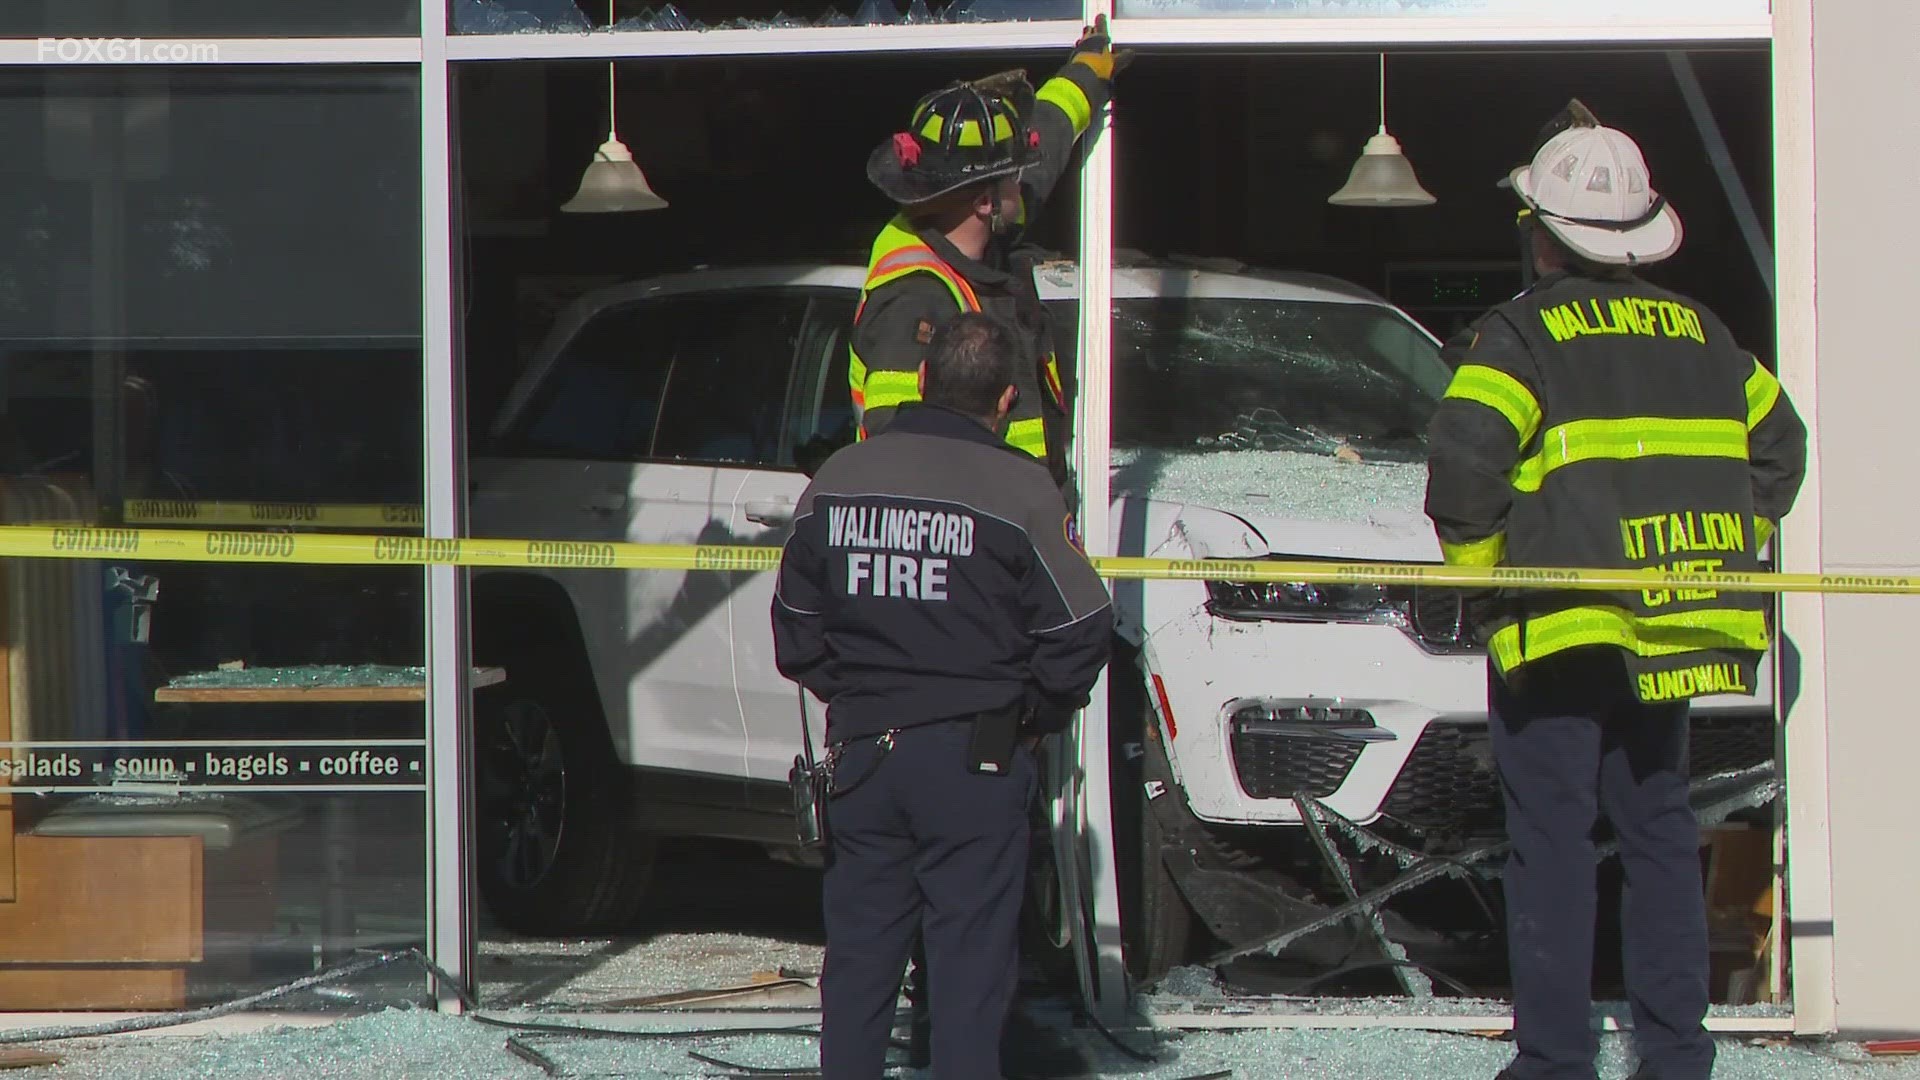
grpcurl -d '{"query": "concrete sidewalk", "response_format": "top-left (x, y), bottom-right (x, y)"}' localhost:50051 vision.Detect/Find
top-left (6, 1008), bottom-right (1920, 1080)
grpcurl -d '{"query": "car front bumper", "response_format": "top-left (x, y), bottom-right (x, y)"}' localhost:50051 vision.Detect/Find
top-left (1141, 606), bottom-right (1778, 833)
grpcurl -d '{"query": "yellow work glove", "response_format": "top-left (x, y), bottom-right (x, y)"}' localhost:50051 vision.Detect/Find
top-left (1069, 13), bottom-right (1133, 83)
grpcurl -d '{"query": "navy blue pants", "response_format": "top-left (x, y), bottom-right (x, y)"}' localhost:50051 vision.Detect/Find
top-left (820, 720), bottom-right (1034, 1080)
top-left (1492, 649), bottom-right (1714, 1080)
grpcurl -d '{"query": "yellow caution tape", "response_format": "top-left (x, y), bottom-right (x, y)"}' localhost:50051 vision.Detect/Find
top-left (2, 521), bottom-right (1918, 595)
top-left (1092, 556), bottom-right (1920, 596)
top-left (122, 500), bottom-right (424, 528)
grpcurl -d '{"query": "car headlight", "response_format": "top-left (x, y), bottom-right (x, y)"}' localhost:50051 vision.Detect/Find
top-left (1202, 558), bottom-right (1481, 655)
top-left (1205, 579), bottom-right (1401, 624)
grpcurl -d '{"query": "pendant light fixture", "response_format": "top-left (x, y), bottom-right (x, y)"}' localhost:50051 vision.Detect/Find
top-left (1328, 53), bottom-right (1435, 208)
top-left (562, 1), bottom-right (668, 213)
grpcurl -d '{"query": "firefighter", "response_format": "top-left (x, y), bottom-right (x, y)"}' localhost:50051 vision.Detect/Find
top-left (1424, 104), bottom-right (1807, 1080)
top-left (850, 17), bottom-right (1127, 495)
top-left (856, 23), bottom-right (1126, 1063)
top-left (773, 312), bottom-right (1113, 1080)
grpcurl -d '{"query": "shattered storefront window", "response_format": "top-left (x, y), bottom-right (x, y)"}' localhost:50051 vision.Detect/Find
top-left (1116, 0), bottom-right (1766, 18)
top-left (453, 0), bottom-right (1080, 33)
top-left (1095, 281), bottom-right (1785, 1014)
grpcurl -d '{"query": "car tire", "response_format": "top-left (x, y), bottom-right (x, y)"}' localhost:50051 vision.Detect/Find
top-left (1110, 642), bottom-right (1199, 986)
top-left (473, 608), bottom-right (655, 933)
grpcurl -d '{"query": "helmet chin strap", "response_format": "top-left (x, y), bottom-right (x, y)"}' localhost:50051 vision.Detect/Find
top-left (1516, 210), bottom-right (1537, 290)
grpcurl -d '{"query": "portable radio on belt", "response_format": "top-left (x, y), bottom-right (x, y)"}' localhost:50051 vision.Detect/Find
top-left (790, 688), bottom-right (831, 849)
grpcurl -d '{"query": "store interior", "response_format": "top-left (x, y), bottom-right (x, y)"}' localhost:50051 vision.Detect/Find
top-left (448, 42), bottom-right (1783, 1014)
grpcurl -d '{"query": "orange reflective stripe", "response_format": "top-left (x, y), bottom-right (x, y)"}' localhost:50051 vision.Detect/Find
top-left (865, 251), bottom-right (982, 312)
top-left (1042, 354), bottom-right (1064, 407)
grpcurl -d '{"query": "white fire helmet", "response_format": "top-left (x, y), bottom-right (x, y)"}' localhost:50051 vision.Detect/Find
top-left (1507, 123), bottom-right (1682, 266)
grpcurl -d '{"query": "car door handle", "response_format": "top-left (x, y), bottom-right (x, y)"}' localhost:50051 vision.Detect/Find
top-left (584, 492), bottom-right (627, 513)
top-left (744, 498), bottom-right (794, 526)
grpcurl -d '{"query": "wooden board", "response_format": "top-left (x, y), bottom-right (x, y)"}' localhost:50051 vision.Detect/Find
top-left (155, 666), bottom-right (505, 703)
top-left (0, 966), bottom-right (185, 1011)
top-left (0, 834), bottom-right (203, 963)
top-left (0, 805), bottom-right (12, 904)
top-left (0, 1046), bottom-right (62, 1069)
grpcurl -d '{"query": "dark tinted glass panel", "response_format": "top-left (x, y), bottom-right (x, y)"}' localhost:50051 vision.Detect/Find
top-left (0, 67), bottom-right (427, 1012)
top-left (1, 0), bottom-right (419, 37)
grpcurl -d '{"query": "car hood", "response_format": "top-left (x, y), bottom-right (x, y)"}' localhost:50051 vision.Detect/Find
top-left (1108, 447), bottom-right (1441, 563)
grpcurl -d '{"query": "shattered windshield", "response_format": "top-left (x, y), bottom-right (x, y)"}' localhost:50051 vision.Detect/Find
top-left (1105, 298), bottom-right (1449, 464)
top-left (1049, 297), bottom-right (1451, 523)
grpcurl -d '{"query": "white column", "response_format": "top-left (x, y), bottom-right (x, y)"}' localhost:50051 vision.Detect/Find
top-left (421, 0), bottom-right (475, 1014)
top-left (1805, 0), bottom-right (1920, 1038)
top-left (1770, 0), bottom-right (1834, 1038)
top-left (1074, 0), bottom-right (1129, 1015)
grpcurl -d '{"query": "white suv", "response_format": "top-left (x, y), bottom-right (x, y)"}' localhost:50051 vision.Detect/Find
top-left (467, 256), bottom-right (1776, 981)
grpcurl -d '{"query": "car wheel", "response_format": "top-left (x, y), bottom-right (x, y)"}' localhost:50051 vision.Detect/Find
top-left (1127, 730), bottom-right (1197, 985)
top-left (473, 612), bottom-right (655, 933)
top-left (1110, 644), bottom-right (1200, 986)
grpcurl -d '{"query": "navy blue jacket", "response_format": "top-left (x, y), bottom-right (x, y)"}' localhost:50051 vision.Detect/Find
top-left (772, 403), bottom-right (1113, 743)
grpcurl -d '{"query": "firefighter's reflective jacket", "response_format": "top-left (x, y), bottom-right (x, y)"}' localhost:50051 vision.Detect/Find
top-left (847, 62), bottom-right (1107, 488)
top-left (1424, 269), bottom-right (1808, 704)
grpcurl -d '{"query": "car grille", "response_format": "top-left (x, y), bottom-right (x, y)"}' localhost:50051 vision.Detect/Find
top-left (1230, 729), bottom-right (1363, 800)
top-left (1381, 714), bottom-right (1777, 836)
top-left (1379, 722), bottom-right (1506, 835)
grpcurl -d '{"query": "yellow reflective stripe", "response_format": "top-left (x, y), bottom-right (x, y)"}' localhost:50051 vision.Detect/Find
top-left (1488, 605), bottom-right (1770, 673)
top-left (1036, 75), bottom-right (1092, 135)
top-left (848, 354), bottom-right (869, 396)
top-left (1756, 517), bottom-right (1776, 549)
top-left (1444, 365), bottom-right (1541, 447)
top-left (1441, 533), bottom-right (1506, 568)
top-left (1511, 418), bottom-right (1748, 494)
top-left (1744, 359), bottom-right (1782, 430)
top-left (1005, 417), bottom-right (1047, 459)
top-left (860, 369), bottom-right (921, 412)
top-left (952, 114), bottom-right (1014, 147)
top-left (919, 114), bottom-right (943, 141)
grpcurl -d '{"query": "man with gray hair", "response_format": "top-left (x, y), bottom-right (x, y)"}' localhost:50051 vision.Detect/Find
top-left (773, 311), bottom-right (1113, 1079)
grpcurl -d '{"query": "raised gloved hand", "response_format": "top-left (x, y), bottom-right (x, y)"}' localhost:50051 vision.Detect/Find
top-left (1068, 13), bottom-right (1134, 82)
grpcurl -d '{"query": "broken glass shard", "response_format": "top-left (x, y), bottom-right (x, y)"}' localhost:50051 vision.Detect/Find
top-left (855, 0), bottom-right (903, 23)
top-left (648, 3), bottom-right (698, 29)
top-left (946, 0), bottom-right (1081, 18)
top-left (451, 0), bottom-right (592, 32)
top-left (610, 4), bottom-right (702, 29)
top-left (817, 6), bottom-right (856, 24)
top-left (903, 0), bottom-right (939, 21)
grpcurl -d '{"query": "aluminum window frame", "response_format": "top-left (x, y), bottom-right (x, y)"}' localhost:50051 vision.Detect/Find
top-left (1, 0), bottom-right (1826, 1034)
top-left (432, 0), bottom-right (1812, 1030)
